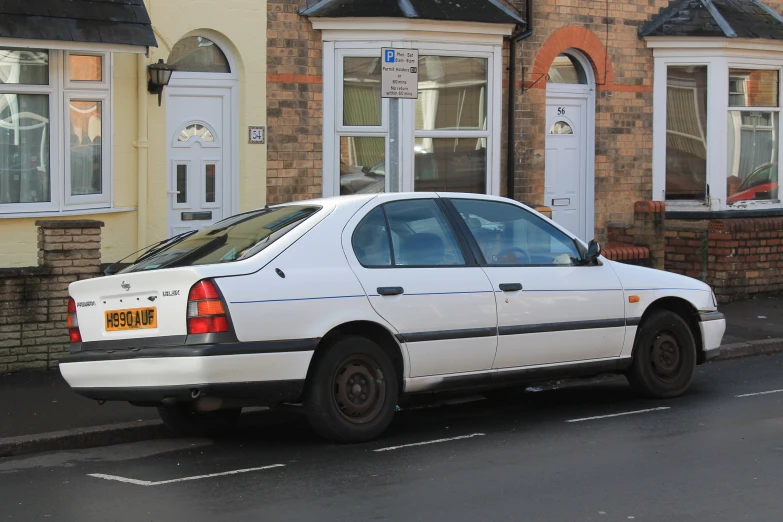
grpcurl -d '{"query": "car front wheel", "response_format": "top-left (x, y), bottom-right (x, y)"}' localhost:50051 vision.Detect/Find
top-left (306, 335), bottom-right (398, 443)
top-left (627, 310), bottom-right (697, 398)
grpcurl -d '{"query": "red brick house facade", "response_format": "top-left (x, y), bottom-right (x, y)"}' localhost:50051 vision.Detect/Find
top-left (267, 0), bottom-right (783, 302)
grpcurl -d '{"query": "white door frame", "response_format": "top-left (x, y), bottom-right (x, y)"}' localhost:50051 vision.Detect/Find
top-left (165, 32), bottom-right (240, 227)
top-left (545, 49), bottom-right (596, 240)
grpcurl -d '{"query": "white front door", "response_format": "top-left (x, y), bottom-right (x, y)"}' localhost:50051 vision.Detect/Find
top-left (166, 86), bottom-right (232, 237)
top-left (545, 96), bottom-right (589, 240)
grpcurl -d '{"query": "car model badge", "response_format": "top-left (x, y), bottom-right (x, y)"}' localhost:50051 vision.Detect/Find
top-left (121, 281), bottom-right (131, 292)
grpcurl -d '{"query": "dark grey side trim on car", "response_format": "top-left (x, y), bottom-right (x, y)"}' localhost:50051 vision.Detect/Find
top-left (626, 317), bottom-right (642, 327)
top-left (699, 311), bottom-right (725, 322)
top-left (61, 338), bottom-right (320, 363)
top-left (395, 327), bottom-right (497, 344)
top-left (71, 380), bottom-right (305, 404)
top-left (498, 318), bottom-right (626, 336)
top-left (397, 319), bottom-right (635, 344)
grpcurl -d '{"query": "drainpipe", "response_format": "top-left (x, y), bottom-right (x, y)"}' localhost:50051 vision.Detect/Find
top-left (506, 0), bottom-right (533, 201)
top-left (136, 53), bottom-right (149, 249)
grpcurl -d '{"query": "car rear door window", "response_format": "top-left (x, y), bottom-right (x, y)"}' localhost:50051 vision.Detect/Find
top-left (384, 199), bottom-right (465, 267)
top-left (450, 199), bottom-right (580, 266)
top-left (352, 207), bottom-right (392, 267)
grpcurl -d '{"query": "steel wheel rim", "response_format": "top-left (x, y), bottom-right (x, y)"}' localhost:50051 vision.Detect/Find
top-left (649, 331), bottom-right (682, 382)
top-left (331, 355), bottom-right (386, 424)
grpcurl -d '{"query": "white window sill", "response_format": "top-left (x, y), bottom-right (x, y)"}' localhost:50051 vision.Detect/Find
top-left (0, 206), bottom-right (136, 220)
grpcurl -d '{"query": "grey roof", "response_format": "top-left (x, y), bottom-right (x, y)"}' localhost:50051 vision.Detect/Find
top-left (640, 0), bottom-right (783, 39)
top-left (0, 0), bottom-right (157, 48)
top-left (301, 0), bottom-right (525, 25)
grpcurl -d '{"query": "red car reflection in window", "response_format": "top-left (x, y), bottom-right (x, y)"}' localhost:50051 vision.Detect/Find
top-left (727, 163), bottom-right (779, 204)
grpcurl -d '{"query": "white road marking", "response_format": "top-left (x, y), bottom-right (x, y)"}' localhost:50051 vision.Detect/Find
top-left (736, 389), bottom-right (783, 398)
top-left (565, 407), bottom-right (670, 423)
top-left (374, 433), bottom-right (485, 452)
top-left (88, 464), bottom-right (285, 486)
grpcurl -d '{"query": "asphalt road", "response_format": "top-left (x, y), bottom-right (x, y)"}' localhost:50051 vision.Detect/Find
top-left (1, 354), bottom-right (782, 522)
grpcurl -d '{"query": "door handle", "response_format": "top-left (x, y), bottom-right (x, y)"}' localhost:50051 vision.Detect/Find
top-left (377, 287), bottom-right (404, 296)
top-left (499, 283), bottom-right (523, 292)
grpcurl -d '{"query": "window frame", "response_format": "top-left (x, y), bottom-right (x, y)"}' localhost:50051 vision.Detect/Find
top-left (64, 51), bottom-right (108, 89)
top-left (0, 48), bottom-right (113, 215)
top-left (650, 43), bottom-right (783, 212)
top-left (63, 90), bottom-right (111, 207)
top-left (323, 38), bottom-right (504, 198)
top-left (442, 198), bottom-right (587, 268)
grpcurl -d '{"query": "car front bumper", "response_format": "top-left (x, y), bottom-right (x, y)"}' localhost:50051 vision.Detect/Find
top-left (699, 311), bottom-right (726, 362)
top-left (59, 342), bottom-right (316, 405)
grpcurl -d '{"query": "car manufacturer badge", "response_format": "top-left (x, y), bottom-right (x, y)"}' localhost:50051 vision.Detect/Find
top-left (147, 296), bottom-right (157, 302)
top-left (121, 281), bottom-right (131, 292)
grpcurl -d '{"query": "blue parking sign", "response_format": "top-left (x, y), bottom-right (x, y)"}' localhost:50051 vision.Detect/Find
top-left (384, 49), bottom-right (395, 63)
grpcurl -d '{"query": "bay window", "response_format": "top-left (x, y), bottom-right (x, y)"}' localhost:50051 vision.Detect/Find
top-left (324, 39), bottom-right (502, 198)
top-left (0, 47), bottom-right (111, 215)
top-left (651, 40), bottom-right (783, 212)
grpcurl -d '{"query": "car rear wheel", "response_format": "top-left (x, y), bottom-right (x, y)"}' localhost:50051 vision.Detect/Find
top-left (306, 335), bottom-right (398, 443)
top-left (627, 310), bottom-right (697, 398)
top-left (157, 404), bottom-right (241, 437)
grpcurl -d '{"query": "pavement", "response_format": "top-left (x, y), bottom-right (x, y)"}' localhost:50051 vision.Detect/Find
top-left (0, 353), bottom-right (781, 521)
top-left (1, 295), bottom-right (782, 458)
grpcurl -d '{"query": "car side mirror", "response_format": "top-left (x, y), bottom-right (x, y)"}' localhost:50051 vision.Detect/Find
top-left (584, 239), bottom-right (601, 265)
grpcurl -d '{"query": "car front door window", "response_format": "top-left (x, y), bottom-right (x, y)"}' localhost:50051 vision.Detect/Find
top-left (449, 198), bottom-right (580, 266)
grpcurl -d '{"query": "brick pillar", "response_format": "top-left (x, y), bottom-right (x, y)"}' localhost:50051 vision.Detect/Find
top-left (632, 201), bottom-right (666, 270)
top-left (35, 220), bottom-right (104, 368)
top-left (36, 220), bottom-right (104, 277)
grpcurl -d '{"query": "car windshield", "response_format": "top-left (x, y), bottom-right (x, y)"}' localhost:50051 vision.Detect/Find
top-left (119, 205), bottom-right (320, 272)
top-left (739, 165), bottom-right (775, 190)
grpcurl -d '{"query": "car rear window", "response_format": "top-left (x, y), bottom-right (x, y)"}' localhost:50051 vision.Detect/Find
top-left (120, 205), bottom-right (320, 272)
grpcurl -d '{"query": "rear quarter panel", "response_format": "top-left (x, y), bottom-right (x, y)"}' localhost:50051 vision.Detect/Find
top-left (217, 199), bottom-right (410, 373)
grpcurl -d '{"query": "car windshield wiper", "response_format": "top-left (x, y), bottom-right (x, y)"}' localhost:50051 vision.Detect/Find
top-left (103, 230), bottom-right (197, 275)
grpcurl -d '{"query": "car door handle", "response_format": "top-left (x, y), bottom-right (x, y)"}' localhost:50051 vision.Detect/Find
top-left (377, 287), bottom-right (404, 296)
top-left (499, 283), bottom-right (523, 292)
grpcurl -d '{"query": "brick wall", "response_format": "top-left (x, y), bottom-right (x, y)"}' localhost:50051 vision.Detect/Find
top-left (266, 0), bottom-right (323, 204)
top-left (707, 218), bottom-right (783, 303)
top-left (0, 221), bottom-right (103, 373)
top-left (507, 0), bottom-right (667, 240)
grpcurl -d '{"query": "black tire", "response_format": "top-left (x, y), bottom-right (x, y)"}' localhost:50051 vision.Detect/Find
top-left (306, 335), bottom-right (399, 443)
top-left (627, 310), bottom-right (697, 398)
top-left (157, 404), bottom-right (241, 437)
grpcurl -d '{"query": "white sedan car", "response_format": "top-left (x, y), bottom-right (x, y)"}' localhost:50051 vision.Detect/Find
top-left (60, 193), bottom-right (725, 442)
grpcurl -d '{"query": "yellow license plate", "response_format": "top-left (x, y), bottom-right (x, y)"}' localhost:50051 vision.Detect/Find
top-left (105, 307), bottom-right (157, 331)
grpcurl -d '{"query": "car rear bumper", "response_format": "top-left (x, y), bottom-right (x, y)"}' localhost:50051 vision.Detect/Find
top-left (699, 312), bottom-right (726, 361)
top-left (59, 342), bottom-right (316, 404)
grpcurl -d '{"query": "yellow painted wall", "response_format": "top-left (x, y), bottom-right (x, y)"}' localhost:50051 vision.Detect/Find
top-left (145, 0), bottom-right (268, 246)
top-left (0, 0), bottom-right (267, 267)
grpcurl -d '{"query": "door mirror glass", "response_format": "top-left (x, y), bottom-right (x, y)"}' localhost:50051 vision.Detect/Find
top-left (584, 239), bottom-right (601, 264)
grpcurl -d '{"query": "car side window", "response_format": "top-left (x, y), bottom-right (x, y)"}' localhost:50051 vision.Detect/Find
top-left (450, 199), bottom-right (581, 266)
top-left (384, 199), bottom-right (466, 266)
top-left (352, 207), bottom-right (392, 267)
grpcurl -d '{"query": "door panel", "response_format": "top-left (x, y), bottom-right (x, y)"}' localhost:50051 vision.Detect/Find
top-left (343, 197), bottom-right (498, 377)
top-left (545, 98), bottom-right (587, 240)
top-left (166, 87), bottom-right (230, 237)
top-left (447, 197), bottom-right (625, 369)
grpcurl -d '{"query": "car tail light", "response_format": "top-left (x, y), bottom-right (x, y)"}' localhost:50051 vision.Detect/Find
top-left (67, 297), bottom-right (82, 343)
top-left (187, 280), bottom-right (229, 334)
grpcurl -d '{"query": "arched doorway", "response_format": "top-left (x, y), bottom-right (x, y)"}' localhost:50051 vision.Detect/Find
top-left (166, 33), bottom-right (239, 236)
top-left (545, 50), bottom-right (595, 241)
